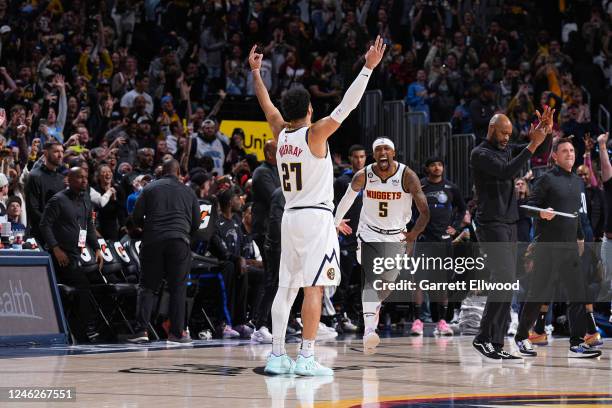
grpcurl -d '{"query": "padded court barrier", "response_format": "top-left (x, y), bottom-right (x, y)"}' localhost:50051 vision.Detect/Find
top-left (0, 250), bottom-right (70, 346)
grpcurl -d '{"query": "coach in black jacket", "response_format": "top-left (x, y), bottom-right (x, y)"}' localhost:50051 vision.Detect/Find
top-left (469, 109), bottom-right (551, 361)
top-left (130, 159), bottom-right (200, 343)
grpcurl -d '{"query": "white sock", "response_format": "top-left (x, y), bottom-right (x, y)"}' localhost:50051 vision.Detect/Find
top-left (272, 338), bottom-right (286, 356)
top-left (300, 339), bottom-right (315, 358)
top-left (270, 286), bottom-right (299, 356)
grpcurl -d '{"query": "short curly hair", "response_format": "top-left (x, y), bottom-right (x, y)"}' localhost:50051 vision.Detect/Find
top-left (281, 88), bottom-right (311, 122)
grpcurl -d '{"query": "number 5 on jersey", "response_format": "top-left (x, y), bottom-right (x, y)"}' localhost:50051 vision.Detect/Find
top-left (282, 163), bottom-right (303, 192)
top-left (379, 202), bottom-right (388, 217)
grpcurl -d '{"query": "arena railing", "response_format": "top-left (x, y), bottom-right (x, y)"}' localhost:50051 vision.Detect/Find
top-left (448, 133), bottom-right (476, 200)
top-left (405, 111), bottom-right (428, 169)
top-left (383, 100), bottom-right (406, 160)
top-left (358, 90), bottom-right (384, 149)
top-left (421, 122), bottom-right (452, 167)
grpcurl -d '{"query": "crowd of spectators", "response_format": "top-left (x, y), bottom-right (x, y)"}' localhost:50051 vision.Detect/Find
top-left (0, 0), bottom-right (610, 342)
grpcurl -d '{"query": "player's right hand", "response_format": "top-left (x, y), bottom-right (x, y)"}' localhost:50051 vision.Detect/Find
top-left (364, 35), bottom-right (387, 69)
top-left (248, 45), bottom-right (263, 71)
top-left (337, 219), bottom-right (352, 236)
top-left (539, 207), bottom-right (556, 220)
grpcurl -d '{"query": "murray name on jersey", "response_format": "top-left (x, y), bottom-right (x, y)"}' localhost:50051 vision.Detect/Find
top-left (278, 144), bottom-right (304, 157)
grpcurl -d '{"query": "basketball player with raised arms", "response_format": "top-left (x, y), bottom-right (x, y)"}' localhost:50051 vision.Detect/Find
top-left (248, 37), bottom-right (386, 376)
top-left (335, 138), bottom-right (430, 354)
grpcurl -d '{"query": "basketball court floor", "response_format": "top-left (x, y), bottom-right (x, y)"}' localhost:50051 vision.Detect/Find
top-left (0, 332), bottom-right (611, 407)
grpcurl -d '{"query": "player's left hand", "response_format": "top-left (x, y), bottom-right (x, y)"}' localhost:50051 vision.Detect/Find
top-left (577, 240), bottom-right (584, 257)
top-left (337, 219), bottom-right (352, 235)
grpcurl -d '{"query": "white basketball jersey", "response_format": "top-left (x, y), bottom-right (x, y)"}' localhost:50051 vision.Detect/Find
top-left (358, 163), bottom-right (413, 232)
top-left (277, 126), bottom-right (334, 210)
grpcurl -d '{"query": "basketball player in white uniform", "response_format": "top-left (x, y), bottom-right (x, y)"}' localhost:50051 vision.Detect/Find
top-left (335, 138), bottom-right (430, 354)
top-left (248, 37), bottom-right (386, 376)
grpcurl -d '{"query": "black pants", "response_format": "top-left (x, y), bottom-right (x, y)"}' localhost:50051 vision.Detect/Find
top-left (251, 234), bottom-right (267, 324)
top-left (475, 222), bottom-right (517, 348)
top-left (254, 247), bottom-right (280, 329)
top-left (54, 257), bottom-right (96, 341)
top-left (516, 244), bottom-right (587, 346)
top-left (334, 247), bottom-right (358, 313)
top-left (228, 259), bottom-right (249, 326)
top-left (136, 239), bottom-right (191, 337)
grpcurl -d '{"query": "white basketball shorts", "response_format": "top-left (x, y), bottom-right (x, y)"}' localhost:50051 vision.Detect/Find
top-left (279, 207), bottom-right (341, 288)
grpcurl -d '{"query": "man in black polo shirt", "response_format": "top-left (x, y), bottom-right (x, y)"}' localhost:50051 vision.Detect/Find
top-left (513, 138), bottom-right (601, 358)
top-left (40, 167), bottom-right (102, 342)
top-left (470, 107), bottom-right (552, 362)
top-left (130, 159), bottom-right (200, 344)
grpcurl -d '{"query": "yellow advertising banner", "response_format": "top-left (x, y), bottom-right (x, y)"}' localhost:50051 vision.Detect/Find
top-left (219, 120), bottom-right (274, 161)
